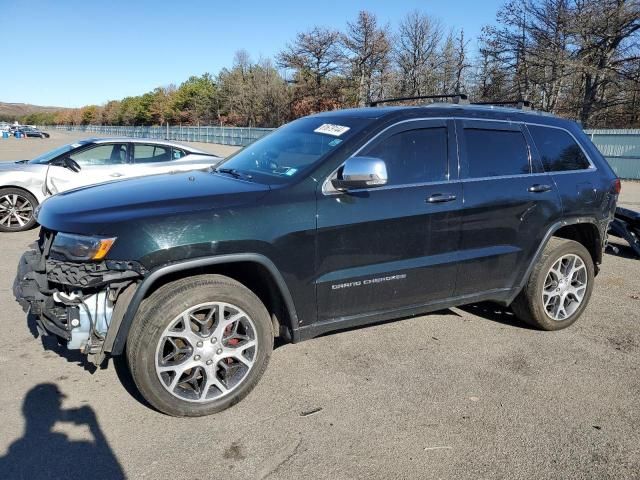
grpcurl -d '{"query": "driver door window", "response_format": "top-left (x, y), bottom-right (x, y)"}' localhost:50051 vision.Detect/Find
top-left (361, 127), bottom-right (449, 185)
top-left (69, 144), bottom-right (129, 166)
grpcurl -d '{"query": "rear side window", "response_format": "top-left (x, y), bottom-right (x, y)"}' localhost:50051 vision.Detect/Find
top-left (528, 125), bottom-right (591, 172)
top-left (362, 127), bottom-right (448, 185)
top-left (172, 148), bottom-right (186, 159)
top-left (134, 145), bottom-right (171, 163)
top-left (464, 129), bottom-right (530, 178)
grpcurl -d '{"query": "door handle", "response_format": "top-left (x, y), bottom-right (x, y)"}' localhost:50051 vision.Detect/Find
top-left (528, 184), bottom-right (552, 193)
top-left (426, 193), bottom-right (457, 203)
top-left (110, 172), bottom-right (123, 178)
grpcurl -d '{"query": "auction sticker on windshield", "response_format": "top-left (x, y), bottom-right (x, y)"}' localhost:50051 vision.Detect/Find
top-left (314, 124), bottom-right (350, 136)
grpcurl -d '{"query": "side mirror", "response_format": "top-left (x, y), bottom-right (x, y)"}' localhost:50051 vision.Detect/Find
top-left (331, 156), bottom-right (388, 191)
top-left (63, 157), bottom-right (82, 172)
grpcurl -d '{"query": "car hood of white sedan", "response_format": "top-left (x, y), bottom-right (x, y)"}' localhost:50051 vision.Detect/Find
top-left (0, 160), bottom-right (45, 172)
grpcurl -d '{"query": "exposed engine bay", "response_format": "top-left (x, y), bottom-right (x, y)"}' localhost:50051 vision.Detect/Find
top-left (15, 229), bottom-right (144, 361)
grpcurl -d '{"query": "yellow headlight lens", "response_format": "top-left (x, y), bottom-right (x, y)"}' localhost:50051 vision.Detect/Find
top-left (92, 238), bottom-right (117, 260)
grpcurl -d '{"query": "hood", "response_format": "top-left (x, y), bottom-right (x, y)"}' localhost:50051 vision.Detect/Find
top-left (0, 160), bottom-right (42, 171)
top-left (36, 170), bottom-right (271, 234)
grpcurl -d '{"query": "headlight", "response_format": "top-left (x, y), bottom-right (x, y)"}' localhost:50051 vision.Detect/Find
top-left (51, 233), bottom-right (117, 261)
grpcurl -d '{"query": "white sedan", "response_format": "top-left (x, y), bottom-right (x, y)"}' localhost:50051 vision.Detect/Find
top-left (0, 137), bottom-right (222, 232)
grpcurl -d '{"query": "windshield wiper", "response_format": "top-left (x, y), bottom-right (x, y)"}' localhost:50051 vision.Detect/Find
top-left (213, 167), bottom-right (253, 180)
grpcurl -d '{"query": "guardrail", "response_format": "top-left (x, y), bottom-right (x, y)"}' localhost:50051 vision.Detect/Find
top-left (47, 125), bottom-right (274, 147)
top-left (585, 129), bottom-right (640, 180)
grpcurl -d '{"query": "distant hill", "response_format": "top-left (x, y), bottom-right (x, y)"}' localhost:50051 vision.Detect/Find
top-left (0, 101), bottom-right (67, 121)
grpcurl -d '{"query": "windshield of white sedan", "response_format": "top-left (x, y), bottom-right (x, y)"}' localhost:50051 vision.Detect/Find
top-left (215, 117), bottom-right (363, 184)
top-left (29, 144), bottom-right (80, 164)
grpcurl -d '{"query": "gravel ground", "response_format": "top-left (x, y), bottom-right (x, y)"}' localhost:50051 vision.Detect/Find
top-left (0, 132), bottom-right (639, 479)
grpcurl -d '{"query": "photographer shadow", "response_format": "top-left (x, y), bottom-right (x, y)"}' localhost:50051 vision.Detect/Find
top-left (0, 383), bottom-right (124, 479)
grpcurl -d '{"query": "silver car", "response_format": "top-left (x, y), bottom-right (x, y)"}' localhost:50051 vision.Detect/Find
top-left (0, 138), bottom-right (222, 232)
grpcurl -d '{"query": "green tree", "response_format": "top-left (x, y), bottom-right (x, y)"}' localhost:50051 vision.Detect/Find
top-left (172, 74), bottom-right (218, 124)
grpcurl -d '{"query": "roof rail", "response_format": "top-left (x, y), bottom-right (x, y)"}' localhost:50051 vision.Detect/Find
top-left (368, 93), bottom-right (469, 107)
top-left (471, 100), bottom-right (533, 111)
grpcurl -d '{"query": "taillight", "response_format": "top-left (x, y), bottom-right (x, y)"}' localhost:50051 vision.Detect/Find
top-left (611, 178), bottom-right (621, 194)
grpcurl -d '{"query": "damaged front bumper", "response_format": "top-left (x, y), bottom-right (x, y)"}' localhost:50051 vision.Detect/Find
top-left (15, 232), bottom-right (145, 361)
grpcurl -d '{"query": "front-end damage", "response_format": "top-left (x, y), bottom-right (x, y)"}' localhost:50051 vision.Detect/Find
top-left (15, 229), bottom-right (145, 364)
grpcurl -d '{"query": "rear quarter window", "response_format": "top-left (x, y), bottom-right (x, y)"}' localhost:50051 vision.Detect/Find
top-left (528, 125), bottom-right (591, 172)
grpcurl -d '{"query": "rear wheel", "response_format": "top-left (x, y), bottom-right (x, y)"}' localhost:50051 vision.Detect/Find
top-left (126, 274), bottom-right (273, 417)
top-left (512, 238), bottom-right (594, 330)
top-left (0, 188), bottom-right (38, 232)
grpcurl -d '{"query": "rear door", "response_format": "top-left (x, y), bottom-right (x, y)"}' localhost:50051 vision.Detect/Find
top-left (526, 124), bottom-right (599, 218)
top-left (454, 120), bottom-right (562, 296)
top-left (315, 119), bottom-right (462, 321)
top-left (45, 142), bottom-right (130, 194)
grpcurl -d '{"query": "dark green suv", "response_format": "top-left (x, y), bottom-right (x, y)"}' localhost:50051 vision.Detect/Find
top-left (16, 104), bottom-right (619, 416)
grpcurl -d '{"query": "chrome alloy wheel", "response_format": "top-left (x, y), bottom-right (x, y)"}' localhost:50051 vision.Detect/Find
top-left (542, 254), bottom-right (588, 321)
top-left (155, 302), bottom-right (258, 402)
top-left (0, 193), bottom-right (33, 229)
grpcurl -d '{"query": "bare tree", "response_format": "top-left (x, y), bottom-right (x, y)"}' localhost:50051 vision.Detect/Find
top-left (475, 28), bottom-right (512, 101)
top-left (343, 11), bottom-right (391, 106)
top-left (219, 51), bottom-right (290, 127)
top-left (454, 29), bottom-right (471, 94)
top-left (439, 28), bottom-right (471, 94)
top-left (395, 10), bottom-right (444, 96)
top-left (572, 0), bottom-right (640, 125)
top-left (525, 0), bottom-right (572, 112)
top-left (277, 27), bottom-right (344, 90)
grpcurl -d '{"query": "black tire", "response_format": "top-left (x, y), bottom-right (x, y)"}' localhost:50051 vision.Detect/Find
top-left (0, 187), bottom-right (38, 232)
top-left (126, 274), bottom-right (273, 417)
top-left (512, 238), bottom-right (595, 330)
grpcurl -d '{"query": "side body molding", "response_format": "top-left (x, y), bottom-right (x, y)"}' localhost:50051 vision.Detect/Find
top-left (107, 254), bottom-right (300, 355)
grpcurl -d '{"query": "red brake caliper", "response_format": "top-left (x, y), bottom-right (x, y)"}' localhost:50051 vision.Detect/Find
top-left (224, 325), bottom-right (239, 363)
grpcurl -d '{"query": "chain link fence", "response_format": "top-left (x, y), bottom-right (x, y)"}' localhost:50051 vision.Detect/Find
top-left (47, 125), bottom-right (274, 147)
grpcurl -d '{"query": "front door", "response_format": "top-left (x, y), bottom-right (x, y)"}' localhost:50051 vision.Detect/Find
top-left (315, 120), bottom-right (462, 322)
top-left (46, 143), bottom-right (130, 194)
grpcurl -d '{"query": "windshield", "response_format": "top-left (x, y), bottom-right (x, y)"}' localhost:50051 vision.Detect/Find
top-left (216, 116), bottom-right (365, 184)
top-left (29, 143), bottom-right (80, 164)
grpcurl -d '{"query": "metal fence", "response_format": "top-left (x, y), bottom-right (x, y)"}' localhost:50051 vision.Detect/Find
top-left (45, 125), bottom-right (640, 179)
top-left (585, 129), bottom-right (640, 180)
top-left (48, 124), bottom-right (274, 147)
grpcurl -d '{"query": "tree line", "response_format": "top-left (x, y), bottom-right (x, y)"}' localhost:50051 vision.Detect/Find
top-left (22, 0), bottom-right (640, 129)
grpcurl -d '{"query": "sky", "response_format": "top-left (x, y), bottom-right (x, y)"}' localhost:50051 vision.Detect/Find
top-left (0, 0), bottom-right (504, 107)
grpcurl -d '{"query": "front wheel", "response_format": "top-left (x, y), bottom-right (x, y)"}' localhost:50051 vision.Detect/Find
top-left (0, 188), bottom-right (38, 232)
top-left (126, 274), bottom-right (273, 417)
top-left (512, 238), bottom-right (595, 330)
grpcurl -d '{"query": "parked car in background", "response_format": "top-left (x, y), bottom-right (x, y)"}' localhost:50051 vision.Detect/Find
top-left (0, 138), bottom-right (222, 231)
top-left (17, 127), bottom-right (50, 138)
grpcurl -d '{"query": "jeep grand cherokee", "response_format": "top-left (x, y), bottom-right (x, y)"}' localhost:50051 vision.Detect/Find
top-left (16, 103), bottom-right (619, 417)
